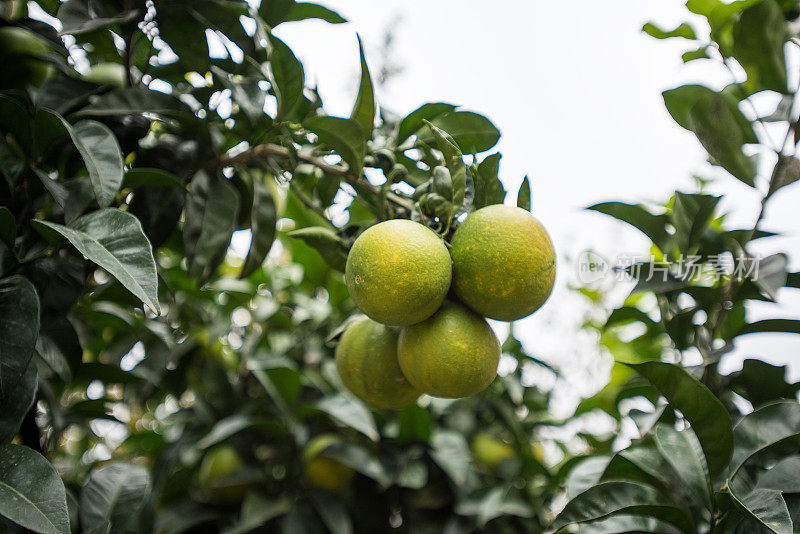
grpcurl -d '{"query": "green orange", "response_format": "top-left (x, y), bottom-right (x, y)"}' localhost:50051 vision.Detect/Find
top-left (303, 434), bottom-right (355, 493)
top-left (345, 219), bottom-right (451, 326)
top-left (0, 27), bottom-right (53, 89)
top-left (398, 302), bottom-right (500, 398)
top-left (335, 316), bottom-right (419, 409)
top-left (198, 445), bottom-right (250, 503)
top-left (450, 204), bottom-right (555, 321)
top-left (471, 433), bottom-right (515, 468)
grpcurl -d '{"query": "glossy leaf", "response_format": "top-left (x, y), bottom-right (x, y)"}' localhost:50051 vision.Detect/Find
top-left (80, 463), bottom-right (151, 534)
top-left (34, 209), bottom-right (160, 314)
top-left (303, 116), bottom-right (366, 176)
top-left (396, 102), bottom-right (457, 144)
top-left (0, 444), bottom-right (70, 534)
top-left (0, 276), bottom-right (40, 402)
top-left (287, 226), bottom-right (347, 272)
top-left (580, 514), bottom-right (684, 534)
top-left (473, 153), bottom-right (506, 209)
top-left (625, 361), bottom-right (733, 477)
top-left (350, 36), bottom-right (375, 138)
top-left (268, 33), bottom-right (305, 120)
top-left (654, 424), bottom-right (712, 510)
top-left (285, 3), bottom-right (346, 24)
top-left (0, 362), bottom-right (37, 444)
top-left (315, 394), bottom-right (378, 441)
top-left (729, 486), bottom-right (792, 534)
top-left (241, 175), bottom-right (278, 278)
top-left (728, 400), bottom-right (800, 478)
top-left (733, 0), bottom-right (787, 94)
top-left (758, 456), bottom-right (800, 493)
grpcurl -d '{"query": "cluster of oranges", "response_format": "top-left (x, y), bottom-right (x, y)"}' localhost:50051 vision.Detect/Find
top-left (335, 204), bottom-right (556, 408)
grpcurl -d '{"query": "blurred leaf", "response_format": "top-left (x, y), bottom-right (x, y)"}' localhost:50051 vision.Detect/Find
top-left (304, 116), bottom-right (366, 177)
top-left (397, 102), bottom-right (457, 144)
top-left (316, 394), bottom-right (378, 441)
top-left (654, 424), bottom-right (712, 510)
top-left (551, 481), bottom-right (691, 532)
top-left (155, 502), bottom-right (222, 534)
top-left (58, 1), bottom-right (140, 35)
top-left (728, 359), bottom-right (800, 407)
top-left (473, 153), bottom-right (505, 209)
top-left (516, 176), bottom-right (531, 211)
top-left (682, 46), bottom-right (710, 62)
top-left (35, 316), bottom-right (81, 382)
top-left (738, 319), bottom-right (800, 336)
top-left (34, 209), bottom-right (160, 314)
top-left (642, 22), bottom-right (696, 39)
top-left (663, 85), bottom-right (756, 142)
top-left (259, 0), bottom-right (295, 26)
top-left (580, 514), bottom-right (684, 534)
top-left (0, 94), bottom-right (32, 150)
top-left (0, 276), bottom-right (40, 402)
top-left (0, 208), bottom-right (16, 250)
top-left (80, 463), bottom-right (151, 534)
top-left (0, 362), bottom-right (36, 444)
top-left (430, 430), bottom-right (471, 487)
top-left (287, 226), bottom-right (347, 272)
top-left (285, 3), bottom-right (346, 23)
top-left (753, 253), bottom-right (788, 301)
top-left (309, 491), bottom-right (352, 534)
top-left (221, 494), bottom-right (290, 534)
top-left (197, 415), bottom-right (254, 450)
top-left (671, 192), bottom-right (720, 254)
top-left (733, 0), bottom-right (787, 94)
top-left (73, 88), bottom-right (192, 119)
top-left (268, 33), bottom-right (305, 120)
top-left (241, 174), bottom-right (278, 278)
top-left (768, 155), bottom-right (800, 198)
top-left (728, 400), bottom-right (800, 478)
top-left (397, 404), bottom-right (432, 443)
top-left (350, 36), bottom-right (375, 138)
top-left (625, 361), bottom-right (733, 477)
top-left (417, 111), bottom-right (500, 153)
top-left (0, 444), bottom-right (70, 534)
top-left (588, 202), bottom-right (669, 250)
top-left (321, 442), bottom-right (391, 487)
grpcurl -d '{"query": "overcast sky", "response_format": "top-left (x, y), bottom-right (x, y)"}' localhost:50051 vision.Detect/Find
top-left (273, 0), bottom-right (800, 407)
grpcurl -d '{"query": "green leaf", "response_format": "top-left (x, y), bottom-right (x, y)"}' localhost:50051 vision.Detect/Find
top-left (122, 168), bottom-right (185, 190)
top-left (183, 173), bottom-right (240, 283)
top-left (0, 444), bottom-right (70, 534)
top-left (728, 400), bottom-right (800, 478)
top-left (564, 456), bottom-right (612, 498)
top-left (220, 494), bottom-right (289, 534)
top-left (259, 0), bottom-right (295, 26)
top-left (551, 481), bottom-right (690, 532)
top-left (417, 111), bottom-right (500, 153)
top-left (729, 359), bottom-right (800, 407)
top-left (729, 486), bottom-right (793, 534)
top-left (349, 36), bottom-right (374, 138)
top-left (0, 276), bottom-right (40, 402)
top-left (285, 2), bottom-right (346, 23)
top-left (516, 176), bottom-right (531, 211)
top-left (303, 116), bottom-right (366, 177)
top-left (663, 85), bottom-right (756, 143)
top-left (287, 226), bottom-right (347, 272)
top-left (579, 515), bottom-right (684, 534)
top-left (758, 457), bottom-right (800, 492)
top-left (72, 88), bottom-right (192, 120)
top-left (397, 404), bottom-right (432, 443)
top-left (624, 361), bottom-right (733, 478)
top-left (58, 1), bottom-right (140, 35)
top-left (473, 153), bottom-right (506, 209)
top-left (654, 424), bottom-right (712, 510)
top-left (642, 21), bottom-right (696, 39)
top-left (70, 121), bottom-right (124, 207)
top-left (768, 155), bottom-right (800, 198)
top-left (396, 102), bottom-right (457, 144)
top-left (241, 175), bottom-right (278, 278)
top-left (317, 442), bottom-right (391, 487)
top-left (738, 319), bottom-right (800, 336)
top-left (0, 207), bottom-right (16, 250)
top-left (0, 362), bottom-right (37, 444)
top-left (33, 209), bottom-right (160, 314)
top-left (671, 192), bottom-right (720, 254)
top-left (422, 120), bottom-right (466, 213)
top-left (268, 33), bottom-right (305, 120)
top-left (682, 46), bottom-right (710, 62)
top-left (733, 0), bottom-right (788, 94)
top-left (588, 202), bottom-right (669, 250)
top-left (0, 94), bottom-right (32, 150)
top-left (430, 430), bottom-right (471, 487)
top-left (80, 463), bottom-right (151, 534)
top-left (197, 415), bottom-right (254, 450)
top-left (315, 394), bottom-right (378, 441)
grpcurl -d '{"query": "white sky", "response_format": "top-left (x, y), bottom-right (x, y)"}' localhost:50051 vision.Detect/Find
top-left (273, 0), bottom-right (800, 408)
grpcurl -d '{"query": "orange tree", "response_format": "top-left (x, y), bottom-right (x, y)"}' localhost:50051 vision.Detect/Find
top-left (1, 0), bottom-right (800, 533)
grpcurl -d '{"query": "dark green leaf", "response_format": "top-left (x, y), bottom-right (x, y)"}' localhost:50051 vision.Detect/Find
top-left (733, 0), bottom-right (788, 94)
top-left (729, 359), bottom-right (800, 407)
top-left (642, 22), bottom-right (696, 39)
top-left (303, 116), bottom-right (365, 177)
top-left (588, 202), bottom-right (669, 250)
top-left (74, 88), bottom-right (193, 120)
top-left (122, 168), bottom-right (185, 190)
top-left (0, 362), bottom-right (36, 444)
top-left (671, 192), bottom-right (720, 254)
top-left (728, 400), bottom-right (800, 478)
top-left (268, 33), bottom-right (305, 120)
top-left (625, 361), bottom-right (733, 477)
top-left (423, 120), bottom-right (466, 213)
top-left (417, 111), bottom-right (500, 153)
top-left (516, 176), bottom-right (531, 211)
top-left (768, 155), bottom-right (800, 198)
top-left (738, 319), bottom-right (800, 336)
top-left (654, 424), bottom-right (712, 510)
top-left (663, 85), bottom-right (757, 143)
top-left (0, 444), bottom-right (70, 534)
top-left (80, 463), bottom-right (151, 534)
top-left (579, 514), bottom-right (684, 534)
top-left (58, 1), bottom-right (140, 35)
top-left (197, 415), bottom-right (254, 450)
top-left (0, 94), bottom-right (32, 150)
top-left (758, 456), bottom-right (800, 492)
top-left (318, 442), bottom-right (391, 487)
top-left (349, 36), bottom-right (374, 138)
top-left (221, 494), bottom-right (290, 534)
top-left (473, 153), bottom-right (505, 209)
top-left (34, 209), bottom-right (160, 313)
top-left (551, 481), bottom-right (691, 532)
top-left (0, 208), bottom-right (16, 250)
top-left (0, 276), bottom-right (40, 402)
top-left (259, 0), bottom-right (295, 27)
top-left (285, 3), bottom-right (347, 24)
top-left (71, 120), bottom-right (124, 207)
top-left (397, 404), bottom-right (432, 443)
top-left (287, 226), bottom-right (347, 272)
top-left (396, 102), bottom-right (457, 144)
top-left (729, 486), bottom-right (792, 534)
top-left (315, 394), bottom-right (378, 441)
top-left (242, 175), bottom-right (278, 278)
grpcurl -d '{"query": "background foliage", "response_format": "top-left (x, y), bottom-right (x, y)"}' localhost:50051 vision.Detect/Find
top-left (0, 0), bottom-right (799, 533)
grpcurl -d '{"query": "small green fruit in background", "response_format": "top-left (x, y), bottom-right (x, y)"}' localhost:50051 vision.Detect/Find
top-left (471, 432), bottom-right (515, 469)
top-left (302, 434), bottom-right (355, 493)
top-left (83, 62), bottom-right (127, 88)
top-left (335, 316), bottom-right (420, 409)
top-left (198, 445), bottom-right (251, 503)
top-left (0, 26), bottom-right (53, 89)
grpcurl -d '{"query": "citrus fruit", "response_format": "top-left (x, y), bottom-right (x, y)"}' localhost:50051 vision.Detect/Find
top-left (198, 445), bottom-right (250, 503)
top-left (303, 434), bottom-right (355, 493)
top-left (471, 433), bottom-right (515, 468)
top-left (345, 219), bottom-right (451, 326)
top-left (335, 316), bottom-right (420, 409)
top-left (0, 27), bottom-right (53, 89)
top-left (397, 302), bottom-right (500, 398)
top-left (450, 204), bottom-right (555, 321)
